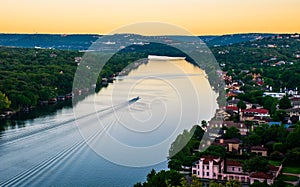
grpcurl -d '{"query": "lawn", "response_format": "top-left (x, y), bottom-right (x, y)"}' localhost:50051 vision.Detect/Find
top-left (280, 174), bottom-right (299, 181)
top-left (282, 166), bottom-right (300, 174)
top-left (269, 160), bottom-right (282, 166)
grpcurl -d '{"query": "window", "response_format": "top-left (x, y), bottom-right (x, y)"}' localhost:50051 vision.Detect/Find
top-left (193, 170), bottom-right (196, 174)
top-left (207, 172), bottom-right (209, 176)
top-left (238, 168), bottom-right (241, 171)
top-left (232, 167), bottom-right (235, 171)
top-left (207, 165), bottom-right (209, 170)
top-left (213, 173), bottom-right (216, 177)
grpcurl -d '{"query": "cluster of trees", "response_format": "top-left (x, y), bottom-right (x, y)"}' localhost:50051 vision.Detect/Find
top-left (0, 91), bottom-right (11, 111)
top-left (212, 36), bottom-right (300, 92)
top-left (0, 47), bottom-right (81, 110)
top-left (0, 42), bottom-right (207, 113)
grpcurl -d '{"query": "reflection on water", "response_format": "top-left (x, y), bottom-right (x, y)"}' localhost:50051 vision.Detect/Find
top-left (0, 59), bottom-right (218, 186)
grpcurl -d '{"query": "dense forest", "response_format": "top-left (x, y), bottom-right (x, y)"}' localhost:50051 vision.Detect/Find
top-left (0, 34), bottom-right (299, 116)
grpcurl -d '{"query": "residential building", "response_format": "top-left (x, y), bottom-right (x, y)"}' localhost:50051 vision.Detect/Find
top-left (192, 156), bottom-right (281, 185)
top-left (251, 146), bottom-right (268, 157)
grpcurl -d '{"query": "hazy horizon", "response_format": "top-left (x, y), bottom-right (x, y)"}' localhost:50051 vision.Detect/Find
top-left (1, 0), bottom-right (299, 35)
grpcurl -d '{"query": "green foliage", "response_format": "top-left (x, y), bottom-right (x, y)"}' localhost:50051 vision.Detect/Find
top-left (237, 100), bottom-right (246, 110)
top-left (242, 156), bottom-right (270, 173)
top-left (210, 181), bottom-right (225, 187)
top-left (278, 95), bottom-right (292, 109)
top-left (135, 169), bottom-right (183, 187)
top-left (262, 96), bottom-right (278, 115)
top-left (273, 142), bottom-right (285, 153)
top-left (286, 147), bottom-right (300, 162)
top-left (223, 126), bottom-right (241, 139)
top-left (0, 47), bottom-right (81, 109)
top-left (168, 125), bottom-right (204, 170)
top-left (0, 91), bottom-right (11, 110)
top-left (270, 151), bottom-right (284, 161)
top-left (249, 181), bottom-right (268, 187)
top-left (201, 145), bottom-right (226, 158)
top-left (212, 36), bottom-right (300, 92)
top-left (278, 174), bottom-right (299, 181)
top-left (285, 125), bottom-right (300, 149)
top-left (225, 180), bottom-right (241, 187)
top-left (190, 175), bottom-right (202, 187)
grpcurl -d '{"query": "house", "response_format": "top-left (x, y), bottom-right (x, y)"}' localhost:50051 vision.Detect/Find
top-left (192, 156), bottom-right (224, 179)
top-left (213, 139), bottom-right (242, 155)
top-left (249, 172), bottom-right (274, 185)
top-left (285, 108), bottom-right (300, 118)
top-left (241, 108), bottom-right (269, 117)
top-left (251, 146), bottom-right (268, 156)
top-left (222, 121), bottom-right (249, 135)
top-left (263, 92), bottom-right (286, 99)
top-left (215, 109), bottom-right (231, 120)
top-left (192, 156), bottom-right (281, 185)
top-left (209, 120), bottom-right (250, 136)
top-left (225, 106), bottom-right (239, 115)
top-left (227, 99), bottom-right (252, 109)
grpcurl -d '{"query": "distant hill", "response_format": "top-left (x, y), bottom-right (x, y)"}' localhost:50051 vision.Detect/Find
top-left (0, 34), bottom-right (100, 50)
top-left (0, 33), bottom-right (275, 50)
top-left (199, 33), bottom-right (275, 46)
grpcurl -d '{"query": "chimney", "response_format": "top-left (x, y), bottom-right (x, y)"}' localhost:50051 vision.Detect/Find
top-left (220, 139), bottom-right (224, 144)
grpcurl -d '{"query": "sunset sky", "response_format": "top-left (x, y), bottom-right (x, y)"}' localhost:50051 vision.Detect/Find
top-left (1, 0), bottom-right (299, 35)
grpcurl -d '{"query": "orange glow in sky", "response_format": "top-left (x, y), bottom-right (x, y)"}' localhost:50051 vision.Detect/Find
top-left (1, 0), bottom-right (299, 35)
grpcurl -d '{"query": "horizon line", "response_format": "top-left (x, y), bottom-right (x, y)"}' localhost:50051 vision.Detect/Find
top-left (0, 31), bottom-right (299, 37)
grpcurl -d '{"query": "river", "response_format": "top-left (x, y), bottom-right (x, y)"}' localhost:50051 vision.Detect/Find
top-left (0, 58), bottom-right (218, 186)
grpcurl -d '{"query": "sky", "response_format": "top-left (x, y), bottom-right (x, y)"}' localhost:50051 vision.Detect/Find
top-left (1, 0), bottom-right (299, 35)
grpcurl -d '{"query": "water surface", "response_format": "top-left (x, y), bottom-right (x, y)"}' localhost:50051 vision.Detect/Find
top-left (0, 59), bottom-right (217, 186)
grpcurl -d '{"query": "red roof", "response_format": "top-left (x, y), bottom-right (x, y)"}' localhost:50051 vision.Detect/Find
top-left (226, 106), bottom-right (238, 111)
top-left (269, 165), bottom-right (280, 172)
top-left (227, 160), bottom-right (242, 167)
top-left (250, 172), bottom-right (273, 179)
top-left (242, 108), bottom-right (269, 114)
top-left (201, 156), bottom-right (222, 164)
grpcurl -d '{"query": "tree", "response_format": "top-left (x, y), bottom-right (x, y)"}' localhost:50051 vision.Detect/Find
top-left (249, 181), bottom-right (268, 187)
top-left (272, 110), bottom-right (287, 122)
top-left (191, 175), bottom-right (202, 187)
top-left (279, 95), bottom-right (292, 109)
top-left (242, 157), bottom-right (270, 173)
top-left (286, 147), bottom-right (300, 163)
top-left (225, 180), bottom-right (241, 187)
top-left (210, 181), bottom-right (225, 187)
top-left (285, 126), bottom-right (300, 149)
top-left (0, 91), bottom-right (11, 110)
top-left (180, 177), bottom-right (189, 187)
top-left (273, 142), bottom-right (285, 153)
top-left (200, 145), bottom-right (226, 158)
top-left (223, 126), bottom-right (241, 139)
top-left (237, 100), bottom-right (246, 110)
top-left (201, 120), bottom-right (207, 129)
top-left (263, 96), bottom-right (277, 115)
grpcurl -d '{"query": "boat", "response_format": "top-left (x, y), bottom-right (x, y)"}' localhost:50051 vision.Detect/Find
top-left (148, 55), bottom-right (186, 61)
top-left (129, 96), bottom-right (140, 102)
